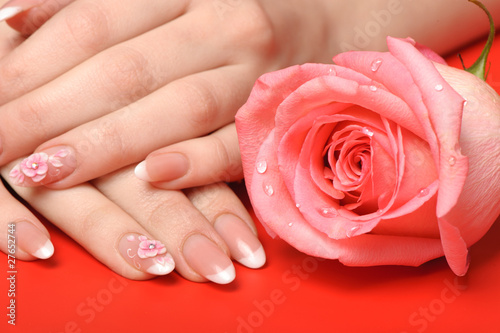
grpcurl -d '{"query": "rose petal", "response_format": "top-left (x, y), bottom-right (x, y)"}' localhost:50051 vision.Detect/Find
top-left (387, 37), bottom-right (468, 218)
top-left (252, 129), bottom-right (445, 265)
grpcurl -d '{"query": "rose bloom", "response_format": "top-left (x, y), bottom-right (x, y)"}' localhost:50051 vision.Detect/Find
top-left (235, 37), bottom-right (500, 276)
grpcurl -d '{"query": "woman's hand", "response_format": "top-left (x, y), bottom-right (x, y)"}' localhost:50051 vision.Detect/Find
top-left (1, 162), bottom-right (266, 283)
top-left (0, 0), bottom-right (331, 189)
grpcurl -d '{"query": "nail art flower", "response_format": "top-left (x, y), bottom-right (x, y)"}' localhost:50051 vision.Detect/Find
top-left (13, 152), bottom-right (50, 183)
top-left (9, 149), bottom-right (70, 185)
top-left (137, 235), bottom-right (167, 258)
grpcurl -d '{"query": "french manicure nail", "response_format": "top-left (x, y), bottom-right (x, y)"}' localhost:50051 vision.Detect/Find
top-left (183, 234), bottom-right (235, 284)
top-left (118, 233), bottom-right (175, 276)
top-left (16, 221), bottom-right (54, 259)
top-left (214, 214), bottom-right (266, 269)
top-left (135, 153), bottom-right (189, 182)
top-left (0, 6), bottom-right (23, 22)
top-left (9, 146), bottom-right (77, 187)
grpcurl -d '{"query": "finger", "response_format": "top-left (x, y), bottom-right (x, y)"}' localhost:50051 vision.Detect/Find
top-left (5, 64), bottom-right (255, 188)
top-left (0, 174), bottom-right (54, 260)
top-left (1, 0), bottom-right (75, 35)
top-left (0, 0), bottom-right (189, 104)
top-left (0, 6), bottom-right (240, 166)
top-left (1, 162), bottom-right (176, 279)
top-left (185, 183), bottom-right (266, 269)
top-left (93, 167), bottom-right (238, 284)
top-left (136, 123), bottom-right (243, 189)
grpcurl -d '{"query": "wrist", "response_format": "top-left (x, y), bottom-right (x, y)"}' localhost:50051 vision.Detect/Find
top-left (259, 0), bottom-right (343, 66)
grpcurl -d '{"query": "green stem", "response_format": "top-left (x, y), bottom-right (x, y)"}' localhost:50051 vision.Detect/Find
top-left (461, 0), bottom-right (495, 81)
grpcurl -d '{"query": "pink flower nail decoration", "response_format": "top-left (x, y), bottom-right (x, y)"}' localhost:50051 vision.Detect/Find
top-left (9, 149), bottom-right (70, 185)
top-left (19, 152), bottom-right (50, 182)
top-left (137, 235), bottom-right (167, 259)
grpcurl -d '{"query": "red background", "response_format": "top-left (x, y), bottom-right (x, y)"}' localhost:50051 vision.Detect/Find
top-left (2, 35), bottom-right (500, 333)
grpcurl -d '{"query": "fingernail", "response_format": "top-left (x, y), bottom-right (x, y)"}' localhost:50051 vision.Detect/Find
top-left (118, 233), bottom-right (175, 276)
top-left (9, 146), bottom-right (77, 187)
top-left (0, 0), bottom-right (46, 22)
top-left (0, 6), bottom-right (23, 22)
top-left (15, 221), bottom-right (54, 259)
top-left (214, 214), bottom-right (266, 269)
top-left (183, 234), bottom-right (235, 284)
top-left (135, 153), bottom-right (189, 182)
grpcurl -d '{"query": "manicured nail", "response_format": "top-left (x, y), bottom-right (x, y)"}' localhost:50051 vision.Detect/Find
top-left (9, 146), bottom-right (77, 187)
top-left (183, 234), bottom-right (235, 284)
top-left (15, 221), bottom-right (54, 259)
top-left (214, 214), bottom-right (266, 269)
top-left (135, 153), bottom-right (189, 182)
top-left (0, 6), bottom-right (23, 22)
top-left (118, 233), bottom-right (175, 276)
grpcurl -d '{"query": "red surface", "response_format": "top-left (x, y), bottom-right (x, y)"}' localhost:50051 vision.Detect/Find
top-left (2, 36), bottom-right (500, 333)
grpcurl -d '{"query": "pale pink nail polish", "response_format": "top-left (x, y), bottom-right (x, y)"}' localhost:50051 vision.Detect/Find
top-left (183, 234), bottom-right (235, 284)
top-left (16, 221), bottom-right (54, 259)
top-left (0, 6), bottom-right (22, 22)
top-left (214, 215), bottom-right (266, 269)
top-left (135, 153), bottom-right (189, 182)
top-left (0, 0), bottom-right (45, 22)
top-left (9, 146), bottom-right (77, 187)
top-left (118, 233), bottom-right (175, 276)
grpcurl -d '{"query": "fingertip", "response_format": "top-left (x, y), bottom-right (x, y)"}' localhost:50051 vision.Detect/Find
top-left (0, 6), bottom-right (23, 22)
top-left (32, 238), bottom-right (54, 259)
top-left (205, 264), bottom-right (236, 285)
top-left (134, 161), bottom-right (151, 181)
top-left (237, 245), bottom-right (266, 269)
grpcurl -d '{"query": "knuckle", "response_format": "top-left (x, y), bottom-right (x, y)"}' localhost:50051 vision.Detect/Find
top-left (15, 97), bottom-right (52, 141)
top-left (145, 198), bottom-right (195, 234)
top-left (179, 78), bottom-right (220, 129)
top-left (81, 205), bottom-right (111, 238)
top-left (207, 135), bottom-right (237, 183)
top-left (64, 2), bottom-right (111, 52)
top-left (98, 46), bottom-right (153, 105)
top-left (223, 2), bottom-right (276, 55)
top-left (82, 117), bottom-right (129, 163)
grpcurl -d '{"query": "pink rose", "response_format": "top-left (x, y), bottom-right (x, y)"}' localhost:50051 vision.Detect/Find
top-left (235, 37), bottom-right (500, 276)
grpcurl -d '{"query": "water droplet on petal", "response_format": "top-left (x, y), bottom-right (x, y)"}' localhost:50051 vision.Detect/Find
top-left (328, 67), bottom-right (337, 75)
top-left (256, 161), bottom-right (267, 174)
top-left (288, 222), bottom-right (293, 227)
top-left (369, 85), bottom-right (378, 92)
top-left (263, 184), bottom-right (274, 196)
top-left (362, 127), bottom-right (374, 137)
top-left (435, 84), bottom-right (444, 92)
top-left (371, 58), bottom-right (383, 72)
top-left (346, 226), bottom-right (361, 238)
top-left (377, 209), bottom-right (384, 215)
top-left (319, 207), bottom-right (338, 218)
top-left (448, 156), bottom-right (456, 166)
top-left (418, 188), bottom-right (430, 197)
top-left (463, 99), bottom-right (468, 108)
top-left (295, 203), bottom-right (301, 209)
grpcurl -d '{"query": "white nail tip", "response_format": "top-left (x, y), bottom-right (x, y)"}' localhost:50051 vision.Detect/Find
top-left (146, 262), bottom-right (175, 275)
top-left (33, 240), bottom-right (54, 259)
top-left (134, 161), bottom-right (151, 181)
top-left (206, 265), bottom-right (236, 284)
top-left (0, 7), bottom-right (23, 22)
top-left (238, 245), bottom-right (266, 269)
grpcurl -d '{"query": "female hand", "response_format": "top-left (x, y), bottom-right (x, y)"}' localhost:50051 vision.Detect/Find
top-left (1, 161), bottom-right (266, 283)
top-left (0, 0), bottom-right (331, 189)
